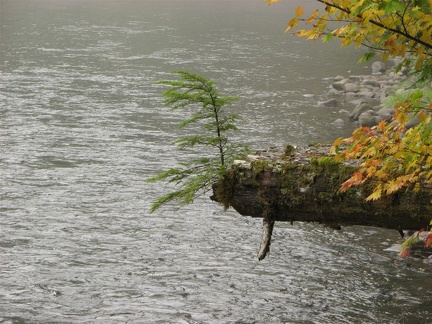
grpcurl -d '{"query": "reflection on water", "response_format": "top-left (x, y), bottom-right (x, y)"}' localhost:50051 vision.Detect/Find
top-left (1, 0), bottom-right (431, 323)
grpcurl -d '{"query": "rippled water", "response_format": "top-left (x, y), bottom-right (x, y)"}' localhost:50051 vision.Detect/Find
top-left (1, 0), bottom-right (432, 323)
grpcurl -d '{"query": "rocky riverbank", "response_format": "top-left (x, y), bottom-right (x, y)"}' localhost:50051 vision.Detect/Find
top-left (318, 60), bottom-right (408, 129)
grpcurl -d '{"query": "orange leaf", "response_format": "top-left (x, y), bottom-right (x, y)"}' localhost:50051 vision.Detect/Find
top-left (376, 119), bottom-right (387, 132)
top-left (340, 172), bottom-right (364, 192)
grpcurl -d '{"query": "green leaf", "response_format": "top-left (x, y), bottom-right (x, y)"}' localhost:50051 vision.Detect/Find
top-left (378, 0), bottom-right (406, 14)
top-left (322, 33), bottom-right (333, 43)
top-left (358, 52), bottom-right (375, 64)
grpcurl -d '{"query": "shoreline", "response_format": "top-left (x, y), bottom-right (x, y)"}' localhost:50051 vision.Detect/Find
top-left (319, 59), bottom-right (408, 129)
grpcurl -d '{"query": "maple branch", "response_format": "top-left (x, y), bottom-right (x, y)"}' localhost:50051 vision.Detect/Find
top-left (316, 0), bottom-right (432, 50)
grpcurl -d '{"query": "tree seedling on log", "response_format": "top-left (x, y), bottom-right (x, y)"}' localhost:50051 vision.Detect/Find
top-left (147, 71), bottom-right (248, 213)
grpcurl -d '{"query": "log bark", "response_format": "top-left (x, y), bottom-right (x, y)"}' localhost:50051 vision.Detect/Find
top-left (211, 145), bottom-right (432, 259)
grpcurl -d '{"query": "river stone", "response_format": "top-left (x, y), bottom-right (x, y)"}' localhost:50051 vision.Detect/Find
top-left (357, 90), bottom-right (376, 99)
top-left (358, 111), bottom-right (381, 127)
top-left (348, 75), bottom-right (363, 82)
top-left (345, 92), bottom-right (359, 101)
top-left (406, 115), bottom-right (420, 129)
top-left (376, 107), bottom-right (394, 121)
top-left (326, 88), bottom-right (343, 98)
top-left (331, 118), bottom-right (345, 128)
top-left (344, 82), bottom-right (359, 93)
top-left (333, 75), bottom-right (345, 81)
top-left (361, 79), bottom-right (381, 88)
top-left (331, 81), bottom-right (346, 91)
top-left (318, 98), bottom-right (338, 107)
top-left (349, 102), bottom-right (373, 121)
top-left (371, 61), bottom-right (386, 74)
top-left (339, 109), bottom-right (350, 115)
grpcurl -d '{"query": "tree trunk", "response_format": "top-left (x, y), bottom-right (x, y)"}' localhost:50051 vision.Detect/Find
top-left (211, 145), bottom-right (432, 259)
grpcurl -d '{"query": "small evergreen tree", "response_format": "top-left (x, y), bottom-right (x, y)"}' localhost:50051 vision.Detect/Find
top-left (147, 71), bottom-right (247, 213)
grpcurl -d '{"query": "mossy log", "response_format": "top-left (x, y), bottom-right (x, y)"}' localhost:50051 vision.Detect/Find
top-left (211, 145), bottom-right (432, 260)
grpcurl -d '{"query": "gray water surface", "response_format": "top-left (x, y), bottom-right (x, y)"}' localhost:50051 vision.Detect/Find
top-left (1, 0), bottom-right (431, 323)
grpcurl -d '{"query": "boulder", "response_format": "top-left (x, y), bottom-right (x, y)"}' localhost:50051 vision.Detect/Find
top-left (371, 61), bottom-right (387, 74)
top-left (405, 115), bottom-right (421, 129)
top-left (358, 111), bottom-right (382, 127)
top-left (331, 118), bottom-right (345, 128)
top-left (326, 88), bottom-right (343, 98)
top-left (356, 90), bottom-right (376, 99)
top-left (344, 82), bottom-right (359, 93)
top-left (349, 102), bottom-right (373, 121)
top-left (331, 81), bottom-right (346, 91)
top-left (376, 107), bottom-right (394, 121)
top-left (318, 98), bottom-right (338, 107)
top-left (361, 79), bottom-right (381, 88)
top-left (348, 75), bottom-right (363, 82)
top-left (345, 92), bottom-right (360, 101)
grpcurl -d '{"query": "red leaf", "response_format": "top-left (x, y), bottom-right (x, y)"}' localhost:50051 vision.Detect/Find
top-left (424, 233), bottom-right (432, 248)
top-left (399, 247), bottom-right (411, 257)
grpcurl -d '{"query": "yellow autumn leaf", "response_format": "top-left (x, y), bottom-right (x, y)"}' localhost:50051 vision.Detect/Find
top-left (376, 119), bottom-right (387, 132)
top-left (295, 5), bottom-right (304, 18)
top-left (285, 18), bottom-right (299, 33)
top-left (265, 0), bottom-right (281, 4)
top-left (306, 10), bottom-right (319, 24)
top-left (386, 180), bottom-right (404, 195)
top-left (417, 110), bottom-right (427, 122)
top-left (415, 54), bottom-right (426, 70)
top-left (366, 187), bottom-right (382, 201)
top-left (333, 137), bottom-right (343, 147)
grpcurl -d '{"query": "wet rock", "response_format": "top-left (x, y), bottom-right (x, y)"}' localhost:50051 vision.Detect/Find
top-left (358, 111), bottom-right (382, 127)
top-left (371, 61), bottom-right (386, 74)
top-left (331, 118), bottom-right (345, 128)
top-left (344, 92), bottom-right (359, 101)
top-left (348, 75), bottom-right (363, 82)
top-left (356, 90), bottom-right (375, 99)
top-left (405, 115), bottom-right (421, 129)
top-left (331, 81), bottom-right (346, 91)
top-left (362, 79), bottom-right (381, 88)
top-left (318, 98), bottom-right (338, 107)
top-left (344, 82), bottom-right (359, 93)
top-left (326, 88), bottom-right (343, 98)
top-left (376, 107), bottom-right (394, 121)
top-left (349, 102), bottom-right (373, 121)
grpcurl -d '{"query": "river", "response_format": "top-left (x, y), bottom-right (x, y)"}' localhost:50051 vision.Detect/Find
top-left (1, 0), bottom-right (431, 323)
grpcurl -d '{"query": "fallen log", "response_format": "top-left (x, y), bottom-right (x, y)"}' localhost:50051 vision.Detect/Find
top-left (211, 144), bottom-right (432, 260)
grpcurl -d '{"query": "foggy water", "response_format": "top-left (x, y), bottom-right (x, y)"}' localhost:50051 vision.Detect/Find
top-left (1, 0), bottom-right (431, 323)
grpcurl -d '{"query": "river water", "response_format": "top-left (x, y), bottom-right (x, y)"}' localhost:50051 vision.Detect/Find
top-left (1, 0), bottom-right (431, 323)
